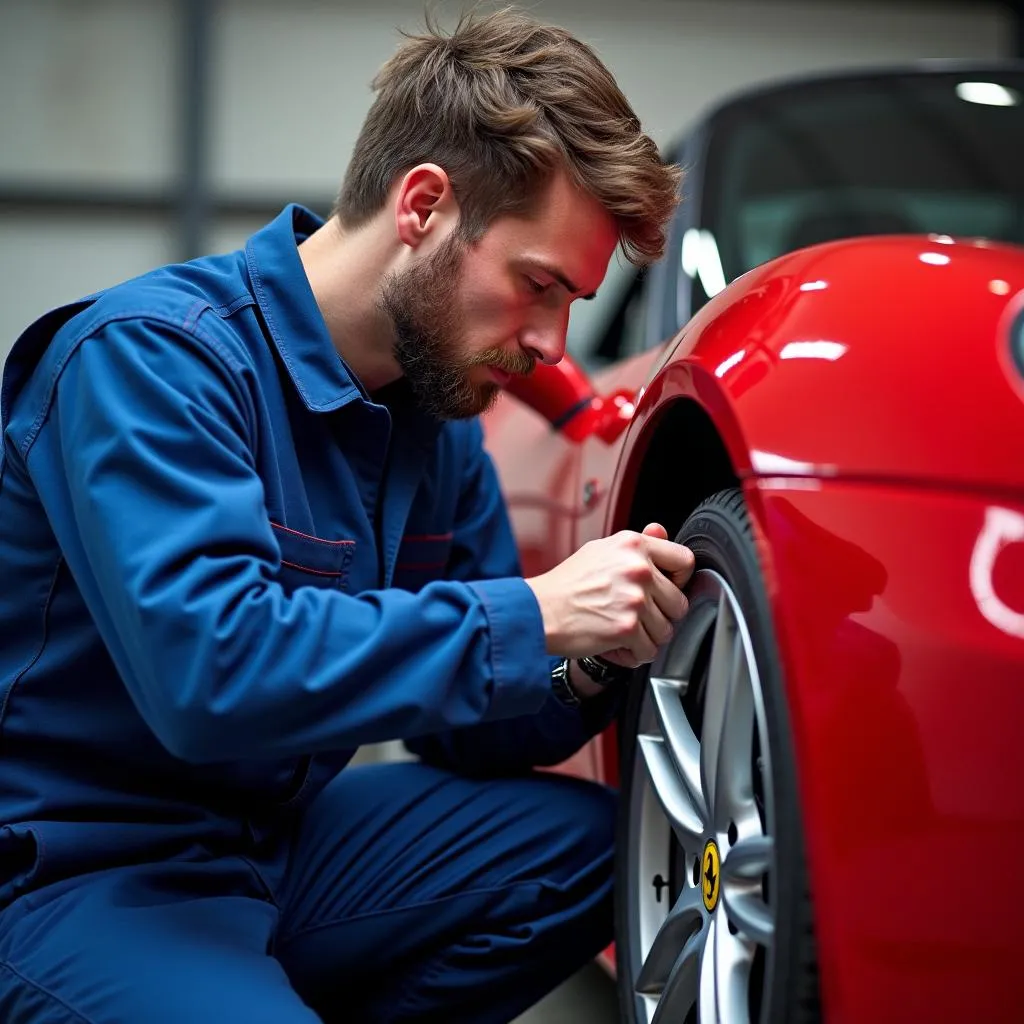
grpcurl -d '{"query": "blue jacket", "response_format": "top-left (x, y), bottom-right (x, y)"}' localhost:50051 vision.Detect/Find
top-left (0, 205), bottom-right (615, 908)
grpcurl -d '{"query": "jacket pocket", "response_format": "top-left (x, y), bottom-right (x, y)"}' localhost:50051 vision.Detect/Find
top-left (391, 532), bottom-right (453, 592)
top-left (270, 521), bottom-right (355, 593)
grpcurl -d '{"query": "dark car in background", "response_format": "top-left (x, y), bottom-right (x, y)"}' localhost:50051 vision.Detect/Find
top-left (571, 62), bottom-right (1024, 371)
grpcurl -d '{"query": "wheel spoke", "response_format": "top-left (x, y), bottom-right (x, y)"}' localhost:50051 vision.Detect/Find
top-left (721, 834), bottom-right (773, 883)
top-left (649, 675), bottom-right (708, 826)
top-left (649, 919), bottom-right (708, 1024)
top-left (700, 592), bottom-right (737, 825)
top-left (721, 831), bottom-right (774, 949)
top-left (697, 915), bottom-right (718, 1022)
top-left (712, 905), bottom-right (756, 1022)
top-left (715, 658), bottom-right (756, 830)
top-left (722, 885), bottom-right (774, 948)
top-left (638, 735), bottom-right (705, 846)
top-left (635, 882), bottom-right (704, 996)
top-left (700, 591), bottom-right (757, 831)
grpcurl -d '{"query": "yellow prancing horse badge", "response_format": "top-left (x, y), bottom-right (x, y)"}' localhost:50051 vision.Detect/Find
top-left (702, 839), bottom-right (721, 912)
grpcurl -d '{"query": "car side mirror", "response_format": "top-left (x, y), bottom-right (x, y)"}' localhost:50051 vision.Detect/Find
top-left (503, 353), bottom-right (636, 443)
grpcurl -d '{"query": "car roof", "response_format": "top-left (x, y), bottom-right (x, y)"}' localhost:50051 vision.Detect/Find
top-left (668, 59), bottom-right (1024, 157)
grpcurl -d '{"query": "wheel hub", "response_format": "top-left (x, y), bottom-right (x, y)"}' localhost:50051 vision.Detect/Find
top-left (701, 839), bottom-right (721, 913)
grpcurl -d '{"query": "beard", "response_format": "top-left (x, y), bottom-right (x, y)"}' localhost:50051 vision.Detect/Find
top-left (378, 232), bottom-right (534, 420)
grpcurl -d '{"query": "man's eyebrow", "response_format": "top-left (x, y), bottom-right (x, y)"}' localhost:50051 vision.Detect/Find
top-left (525, 259), bottom-right (596, 300)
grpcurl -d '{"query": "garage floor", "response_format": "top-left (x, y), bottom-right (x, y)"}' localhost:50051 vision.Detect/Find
top-left (512, 964), bottom-right (619, 1023)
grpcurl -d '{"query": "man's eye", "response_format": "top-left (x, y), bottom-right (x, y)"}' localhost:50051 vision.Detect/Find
top-left (525, 277), bottom-right (547, 295)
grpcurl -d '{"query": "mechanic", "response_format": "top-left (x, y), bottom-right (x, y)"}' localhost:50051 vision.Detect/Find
top-left (0, 9), bottom-right (690, 1024)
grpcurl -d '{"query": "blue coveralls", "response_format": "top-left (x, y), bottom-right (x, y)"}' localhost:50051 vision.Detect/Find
top-left (0, 206), bottom-right (618, 1023)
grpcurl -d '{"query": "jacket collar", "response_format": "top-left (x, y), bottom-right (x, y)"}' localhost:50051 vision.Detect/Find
top-left (245, 204), bottom-right (363, 414)
top-left (245, 205), bottom-right (444, 447)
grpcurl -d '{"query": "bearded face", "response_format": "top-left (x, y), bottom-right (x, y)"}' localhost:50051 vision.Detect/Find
top-left (379, 232), bottom-right (534, 420)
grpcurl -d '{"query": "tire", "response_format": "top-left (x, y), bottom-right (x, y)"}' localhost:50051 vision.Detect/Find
top-left (614, 488), bottom-right (820, 1024)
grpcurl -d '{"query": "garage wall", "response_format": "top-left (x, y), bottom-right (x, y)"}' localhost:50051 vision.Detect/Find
top-left (0, 0), bottom-right (1013, 366)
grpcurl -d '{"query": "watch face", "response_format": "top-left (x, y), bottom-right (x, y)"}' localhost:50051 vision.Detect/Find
top-left (551, 659), bottom-right (581, 707)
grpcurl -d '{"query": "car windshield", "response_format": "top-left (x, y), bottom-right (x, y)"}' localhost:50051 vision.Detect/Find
top-left (703, 71), bottom-right (1024, 283)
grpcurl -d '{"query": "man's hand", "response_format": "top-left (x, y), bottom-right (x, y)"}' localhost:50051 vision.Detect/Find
top-left (525, 523), bottom-right (695, 668)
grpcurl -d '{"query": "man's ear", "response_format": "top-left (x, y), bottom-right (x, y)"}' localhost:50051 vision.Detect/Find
top-left (394, 163), bottom-right (460, 249)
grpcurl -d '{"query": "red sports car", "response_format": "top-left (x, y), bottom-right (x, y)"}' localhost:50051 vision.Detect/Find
top-left (484, 65), bottom-right (1024, 1023)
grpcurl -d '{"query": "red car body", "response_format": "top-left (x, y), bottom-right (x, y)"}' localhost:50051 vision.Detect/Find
top-left (483, 234), bottom-right (1024, 1021)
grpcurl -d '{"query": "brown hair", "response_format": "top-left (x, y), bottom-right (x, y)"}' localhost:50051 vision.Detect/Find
top-left (334, 7), bottom-right (681, 265)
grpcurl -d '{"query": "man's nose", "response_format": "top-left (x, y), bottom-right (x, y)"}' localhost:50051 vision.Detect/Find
top-left (520, 315), bottom-right (569, 366)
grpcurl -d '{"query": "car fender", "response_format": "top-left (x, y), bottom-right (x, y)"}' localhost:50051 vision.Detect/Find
top-left (609, 235), bottom-right (1024, 533)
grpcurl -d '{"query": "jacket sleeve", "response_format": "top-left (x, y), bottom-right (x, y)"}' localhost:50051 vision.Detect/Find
top-left (404, 419), bottom-right (622, 776)
top-left (23, 317), bottom-right (555, 763)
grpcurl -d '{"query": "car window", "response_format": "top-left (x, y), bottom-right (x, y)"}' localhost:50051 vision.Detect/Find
top-left (700, 72), bottom-right (1024, 286)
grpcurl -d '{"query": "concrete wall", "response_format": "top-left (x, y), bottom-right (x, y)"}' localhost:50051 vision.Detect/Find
top-left (0, 0), bottom-right (1012, 362)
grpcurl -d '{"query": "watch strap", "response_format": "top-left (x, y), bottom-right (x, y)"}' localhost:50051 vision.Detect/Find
top-left (575, 654), bottom-right (633, 688)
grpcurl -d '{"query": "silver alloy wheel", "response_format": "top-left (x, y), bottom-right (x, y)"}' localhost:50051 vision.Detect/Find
top-left (625, 568), bottom-right (775, 1023)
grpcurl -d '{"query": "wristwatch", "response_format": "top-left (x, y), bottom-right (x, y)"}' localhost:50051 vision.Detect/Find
top-left (575, 654), bottom-right (633, 688)
top-left (550, 657), bottom-right (582, 707)
top-left (550, 654), bottom-right (634, 708)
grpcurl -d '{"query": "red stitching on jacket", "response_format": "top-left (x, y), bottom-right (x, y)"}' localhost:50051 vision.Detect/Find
top-left (271, 521), bottom-right (355, 546)
top-left (280, 559), bottom-right (346, 577)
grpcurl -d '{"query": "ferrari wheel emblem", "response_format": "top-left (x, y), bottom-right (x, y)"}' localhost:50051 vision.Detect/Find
top-left (702, 839), bottom-right (721, 912)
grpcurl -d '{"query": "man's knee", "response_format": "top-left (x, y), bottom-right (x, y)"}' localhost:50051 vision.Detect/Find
top-left (503, 774), bottom-right (616, 892)
top-left (548, 776), bottom-right (617, 860)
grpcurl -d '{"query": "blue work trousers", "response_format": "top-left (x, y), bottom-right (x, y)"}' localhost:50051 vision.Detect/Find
top-left (0, 763), bottom-right (615, 1023)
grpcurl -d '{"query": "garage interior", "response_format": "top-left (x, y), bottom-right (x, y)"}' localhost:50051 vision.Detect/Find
top-left (1, 1), bottom-right (1021, 1020)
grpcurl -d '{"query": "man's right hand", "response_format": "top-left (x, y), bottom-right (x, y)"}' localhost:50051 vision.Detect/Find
top-left (525, 524), bottom-right (695, 668)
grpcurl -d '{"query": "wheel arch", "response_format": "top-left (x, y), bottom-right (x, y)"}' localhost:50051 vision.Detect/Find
top-left (599, 398), bottom-right (741, 790)
top-left (623, 398), bottom-right (740, 538)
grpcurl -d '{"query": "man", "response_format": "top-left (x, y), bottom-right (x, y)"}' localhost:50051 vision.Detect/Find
top-left (0, 9), bottom-right (690, 1023)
